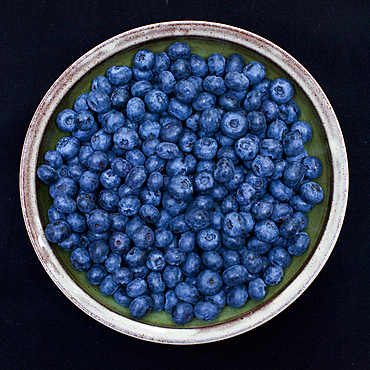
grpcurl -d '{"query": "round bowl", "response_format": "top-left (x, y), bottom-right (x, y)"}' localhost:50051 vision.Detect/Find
top-left (20, 21), bottom-right (348, 344)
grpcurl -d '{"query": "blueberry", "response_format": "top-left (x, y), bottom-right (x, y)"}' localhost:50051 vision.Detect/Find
top-left (57, 232), bottom-right (80, 251)
top-left (129, 265), bottom-right (149, 280)
top-left (164, 248), bottom-right (186, 266)
top-left (189, 54), bottom-right (208, 77)
top-left (106, 65), bottom-right (132, 86)
top-left (225, 71), bottom-right (249, 92)
top-left (134, 49), bottom-right (155, 71)
top-left (170, 58), bottom-right (191, 80)
top-left (56, 136), bottom-right (80, 161)
top-left (213, 158), bottom-right (235, 183)
top-left (254, 220), bottom-right (279, 243)
top-left (300, 181), bottom-right (324, 204)
top-left (129, 295), bottom-right (153, 319)
top-left (167, 42), bottom-right (191, 60)
top-left (243, 61), bottom-right (266, 85)
top-left (203, 75), bottom-right (227, 95)
top-left (172, 302), bottom-right (194, 324)
top-left (109, 231), bottom-right (130, 255)
top-left (37, 164), bottom-right (58, 185)
top-left (73, 93), bottom-right (89, 112)
top-left (248, 278), bottom-right (267, 300)
top-left (126, 97), bottom-right (145, 122)
top-left (157, 70), bottom-right (176, 94)
top-left (105, 253), bottom-right (122, 273)
top-left (220, 111), bottom-right (248, 139)
top-left (125, 247), bottom-right (147, 267)
top-left (226, 285), bottom-right (249, 309)
top-left (236, 182), bottom-right (257, 206)
top-left (270, 202), bottom-right (294, 223)
top-left (199, 108), bottom-right (222, 135)
top-left (289, 195), bottom-right (313, 213)
top-left (243, 90), bottom-right (262, 111)
top-left (164, 290), bottom-right (180, 314)
top-left (175, 282), bottom-right (200, 305)
top-left (160, 118), bottom-right (184, 143)
top-left (302, 156), bottom-right (323, 180)
top-left (45, 220), bottom-right (71, 244)
top-left (267, 119), bottom-right (288, 142)
top-left (279, 100), bottom-right (300, 124)
top-left (246, 235), bottom-right (272, 254)
top-left (151, 292), bottom-right (165, 312)
top-left (225, 53), bottom-right (244, 73)
top-left (76, 193), bottom-right (98, 214)
top-left (193, 170), bottom-right (216, 194)
top-left (87, 264), bottom-right (108, 285)
top-left (222, 264), bottom-right (248, 286)
top-left (144, 89), bottom-right (169, 114)
top-left (86, 209), bottom-right (111, 234)
top-left (113, 288), bottom-right (132, 307)
top-left (56, 109), bottom-right (77, 132)
top-left (167, 98), bottom-right (192, 121)
top-left (161, 265), bottom-right (182, 289)
top-left (283, 162), bottom-right (307, 188)
top-left (287, 231), bottom-right (310, 256)
top-left (131, 80), bottom-right (152, 97)
top-left (196, 227), bottom-right (221, 251)
top-left (240, 249), bottom-right (263, 274)
top-left (197, 269), bottom-right (223, 296)
top-left (268, 78), bottom-right (294, 104)
top-left (201, 250), bottom-right (223, 271)
top-left (283, 131), bottom-right (305, 157)
top-left (91, 130), bottom-right (112, 152)
top-left (110, 86), bottom-right (130, 110)
top-left (269, 179), bottom-right (294, 203)
top-left (88, 240), bottom-right (109, 264)
top-left (99, 109), bottom-right (125, 134)
top-left (111, 157), bottom-right (132, 178)
top-left (146, 272), bottom-right (166, 293)
top-left (221, 195), bottom-right (239, 214)
top-left (219, 92), bottom-right (241, 111)
top-left (153, 51), bottom-right (171, 75)
top-left (87, 89), bottom-right (111, 113)
top-left (48, 205), bottom-right (67, 223)
top-left (181, 252), bottom-right (201, 277)
top-left (291, 120), bottom-right (313, 143)
top-left (260, 100), bottom-right (279, 123)
top-left (251, 201), bottom-right (273, 221)
top-left (178, 130), bottom-right (197, 153)
top-left (247, 110), bottom-right (267, 135)
top-left (194, 301), bottom-right (220, 321)
top-left (162, 192), bottom-right (188, 217)
top-left (263, 264), bottom-right (284, 285)
top-left (207, 53), bottom-right (226, 76)
top-left (177, 231), bottom-right (195, 254)
top-left (192, 92), bottom-right (217, 111)
top-left (70, 247), bottom-right (92, 272)
top-left (221, 249), bottom-right (240, 269)
top-left (44, 150), bottom-right (63, 169)
top-left (267, 247), bottom-right (291, 268)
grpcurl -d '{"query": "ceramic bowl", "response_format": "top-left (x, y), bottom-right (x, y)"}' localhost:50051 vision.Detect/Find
top-left (20, 21), bottom-right (348, 344)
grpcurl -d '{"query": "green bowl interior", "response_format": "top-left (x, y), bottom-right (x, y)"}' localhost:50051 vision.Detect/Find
top-left (36, 36), bottom-right (332, 328)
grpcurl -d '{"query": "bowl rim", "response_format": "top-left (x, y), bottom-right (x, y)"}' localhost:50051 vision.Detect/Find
top-left (19, 20), bottom-right (349, 344)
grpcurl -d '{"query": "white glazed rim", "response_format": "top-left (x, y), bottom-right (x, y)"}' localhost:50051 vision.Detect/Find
top-left (20, 21), bottom-right (348, 344)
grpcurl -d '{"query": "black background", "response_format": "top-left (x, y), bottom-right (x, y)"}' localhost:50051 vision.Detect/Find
top-left (2, 0), bottom-right (370, 369)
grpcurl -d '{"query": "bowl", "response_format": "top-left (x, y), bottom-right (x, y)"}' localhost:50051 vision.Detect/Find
top-left (19, 21), bottom-right (348, 344)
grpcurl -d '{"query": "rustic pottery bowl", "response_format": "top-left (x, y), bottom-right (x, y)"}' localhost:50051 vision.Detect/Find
top-left (20, 21), bottom-right (348, 344)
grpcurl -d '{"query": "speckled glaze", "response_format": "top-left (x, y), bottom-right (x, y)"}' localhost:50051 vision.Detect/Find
top-left (20, 21), bottom-right (348, 344)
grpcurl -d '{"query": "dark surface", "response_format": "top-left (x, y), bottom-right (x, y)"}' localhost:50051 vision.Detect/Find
top-left (2, 1), bottom-right (369, 369)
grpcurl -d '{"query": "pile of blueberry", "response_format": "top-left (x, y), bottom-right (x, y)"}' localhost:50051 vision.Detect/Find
top-left (37, 42), bottom-right (324, 324)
